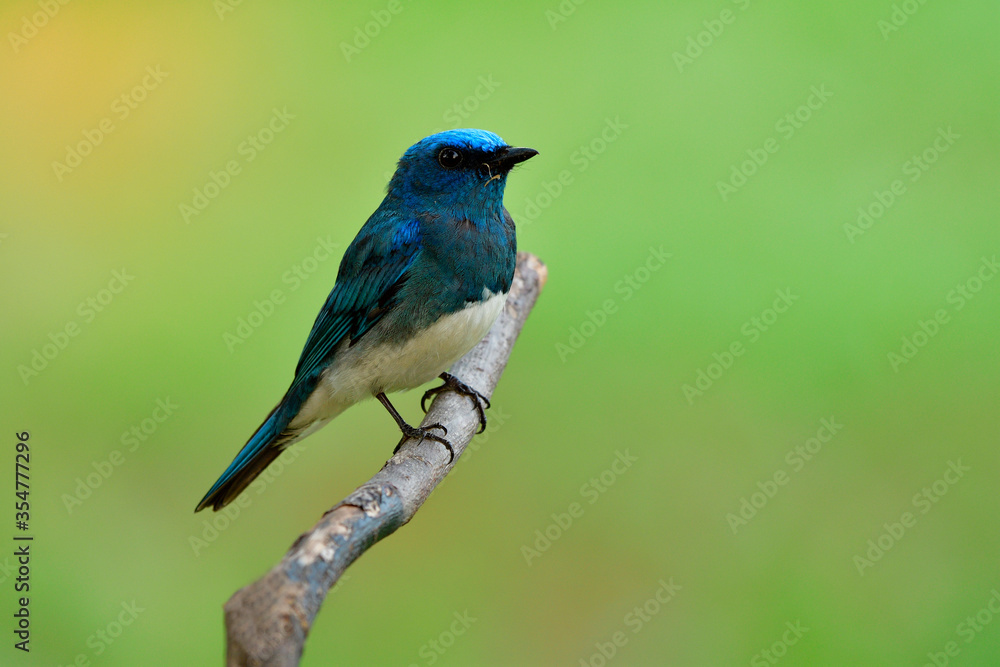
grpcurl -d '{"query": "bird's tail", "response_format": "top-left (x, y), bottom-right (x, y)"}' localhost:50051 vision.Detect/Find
top-left (195, 401), bottom-right (300, 512)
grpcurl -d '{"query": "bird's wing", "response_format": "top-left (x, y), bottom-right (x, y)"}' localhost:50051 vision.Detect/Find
top-left (291, 217), bottom-right (422, 389)
top-left (194, 217), bottom-right (422, 513)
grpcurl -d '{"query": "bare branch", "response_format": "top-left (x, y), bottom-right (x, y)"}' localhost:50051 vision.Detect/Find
top-left (223, 252), bottom-right (547, 666)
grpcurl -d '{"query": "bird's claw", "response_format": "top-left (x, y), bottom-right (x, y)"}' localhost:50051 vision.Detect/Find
top-left (393, 422), bottom-right (453, 462)
top-left (420, 372), bottom-right (491, 434)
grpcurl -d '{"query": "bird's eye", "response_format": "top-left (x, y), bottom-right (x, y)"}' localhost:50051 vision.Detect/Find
top-left (437, 147), bottom-right (463, 169)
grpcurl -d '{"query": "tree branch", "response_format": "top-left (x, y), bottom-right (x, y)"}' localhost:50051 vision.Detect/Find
top-left (223, 252), bottom-right (547, 666)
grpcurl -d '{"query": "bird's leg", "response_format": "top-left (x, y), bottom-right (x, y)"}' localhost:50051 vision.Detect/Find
top-left (420, 372), bottom-right (491, 434)
top-left (376, 392), bottom-right (453, 462)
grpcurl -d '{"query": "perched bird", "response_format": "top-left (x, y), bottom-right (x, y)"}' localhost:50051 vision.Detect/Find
top-left (196, 129), bottom-right (537, 512)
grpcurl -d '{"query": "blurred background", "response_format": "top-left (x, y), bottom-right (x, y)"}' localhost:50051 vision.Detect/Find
top-left (2, 1), bottom-right (998, 664)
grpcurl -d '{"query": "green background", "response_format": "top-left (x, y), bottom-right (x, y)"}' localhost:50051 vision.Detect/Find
top-left (2, 1), bottom-right (998, 665)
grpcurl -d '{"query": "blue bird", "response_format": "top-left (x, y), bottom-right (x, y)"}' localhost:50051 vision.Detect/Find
top-left (196, 129), bottom-right (536, 512)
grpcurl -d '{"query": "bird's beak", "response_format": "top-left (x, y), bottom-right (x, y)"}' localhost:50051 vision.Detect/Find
top-left (488, 146), bottom-right (538, 173)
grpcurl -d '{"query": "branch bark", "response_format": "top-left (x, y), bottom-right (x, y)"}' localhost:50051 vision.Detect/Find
top-left (223, 252), bottom-right (547, 666)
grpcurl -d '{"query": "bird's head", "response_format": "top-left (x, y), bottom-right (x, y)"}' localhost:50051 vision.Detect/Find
top-left (387, 129), bottom-right (537, 215)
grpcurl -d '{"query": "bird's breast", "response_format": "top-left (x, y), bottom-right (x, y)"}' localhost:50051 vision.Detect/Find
top-left (321, 290), bottom-right (507, 402)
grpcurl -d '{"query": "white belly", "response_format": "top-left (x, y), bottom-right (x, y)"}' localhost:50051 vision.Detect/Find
top-left (290, 291), bottom-right (506, 428)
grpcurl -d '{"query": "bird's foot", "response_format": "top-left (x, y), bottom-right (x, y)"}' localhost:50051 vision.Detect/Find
top-left (393, 422), bottom-right (453, 462)
top-left (421, 372), bottom-right (491, 433)
top-left (377, 392), bottom-right (454, 463)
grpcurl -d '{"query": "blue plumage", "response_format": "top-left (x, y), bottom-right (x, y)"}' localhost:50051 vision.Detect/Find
top-left (196, 129), bottom-right (536, 512)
